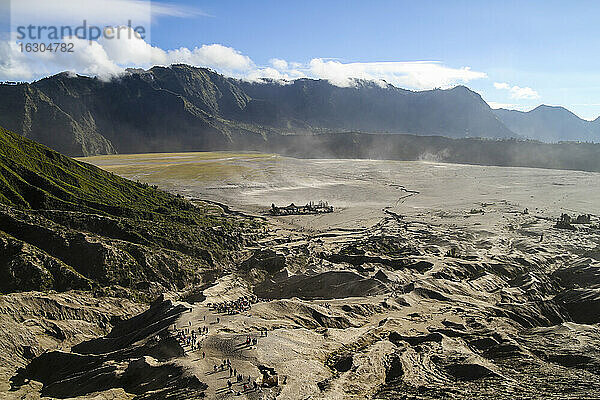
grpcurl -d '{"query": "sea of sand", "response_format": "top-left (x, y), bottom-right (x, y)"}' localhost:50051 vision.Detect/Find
top-left (81, 152), bottom-right (600, 232)
top-left (20, 152), bottom-right (593, 399)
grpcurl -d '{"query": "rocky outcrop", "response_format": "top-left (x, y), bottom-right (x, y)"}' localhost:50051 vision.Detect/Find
top-left (254, 271), bottom-right (388, 299)
top-left (0, 205), bottom-right (216, 294)
top-left (0, 291), bottom-right (146, 392)
top-left (10, 298), bottom-right (205, 399)
top-left (241, 249), bottom-right (286, 274)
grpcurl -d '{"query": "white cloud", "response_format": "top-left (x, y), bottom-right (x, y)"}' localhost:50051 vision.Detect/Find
top-left (308, 59), bottom-right (486, 89)
top-left (0, 30), bottom-right (254, 81)
top-left (0, 34), bottom-right (122, 80)
top-left (65, 37), bottom-right (123, 78)
top-left (98, 27), bottom-right (165, 65)
top-left (3, 0), bottom-right (489, 92)
top-left (245, 66), bottom-right (305, 82)
top-left (96, 29), bottom-right (253, 75)
top-left (246, 67), bottom-right (288, 81)
top-left (165, 45), bottom-right (253, 73)
top-left (11, 0), bottom-right (206, 26)
top-left (270, 58), bottom-right (289, 71)
top-left (487, 101), bottom-right (515, 109)
top-left (510, 86), bottom-right (540, 99)
top-left (0, 40), bottom-right (33, 80)
top-left (0, 29), bottom-right (487, 92)
top-left (494, 81), bottom-right (540, 99)
top-left (486, 101), bottom-right (535, 111)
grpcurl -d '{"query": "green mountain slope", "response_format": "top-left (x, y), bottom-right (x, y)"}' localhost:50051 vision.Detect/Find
top-left (0, 126), bottom-right (258, 296)
top-left (1, 125), bottom-right (201, 217)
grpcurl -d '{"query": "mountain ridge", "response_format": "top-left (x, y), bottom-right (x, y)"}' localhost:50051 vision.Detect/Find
top-left (1, 64), bottom-right (598, 156)
top-left (0, 65), bottom-right (517, 156)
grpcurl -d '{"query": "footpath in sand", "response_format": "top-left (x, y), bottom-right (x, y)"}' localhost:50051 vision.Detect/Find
top-left (175, 283), bottom-right (269, 399)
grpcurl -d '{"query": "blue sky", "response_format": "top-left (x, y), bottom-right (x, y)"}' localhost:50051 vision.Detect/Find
top-left (3, 0), bottom-right (600, 119)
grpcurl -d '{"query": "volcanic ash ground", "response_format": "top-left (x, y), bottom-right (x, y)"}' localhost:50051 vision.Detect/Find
top-left (7, 156), bottom-right (600, 399)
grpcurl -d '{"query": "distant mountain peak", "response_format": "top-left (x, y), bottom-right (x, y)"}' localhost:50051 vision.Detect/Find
top-left (531, 104), bottom-right (572, 113)
top-left (495, 103), bottom-right (598, 142)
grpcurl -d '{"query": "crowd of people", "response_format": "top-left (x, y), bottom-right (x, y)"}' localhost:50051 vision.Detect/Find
top-left (174, 324), bottom-right (202, 351)
top-left (210, 295), bottom-right (258, 315)
top-left (169, 303), bottom-right (280, 396)
top-left (244, 336), bottom-right (258, 346)
top-left (216, 358), bottom-right (261, 395)
top-left (226, 378), bottom-right (258, 394)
